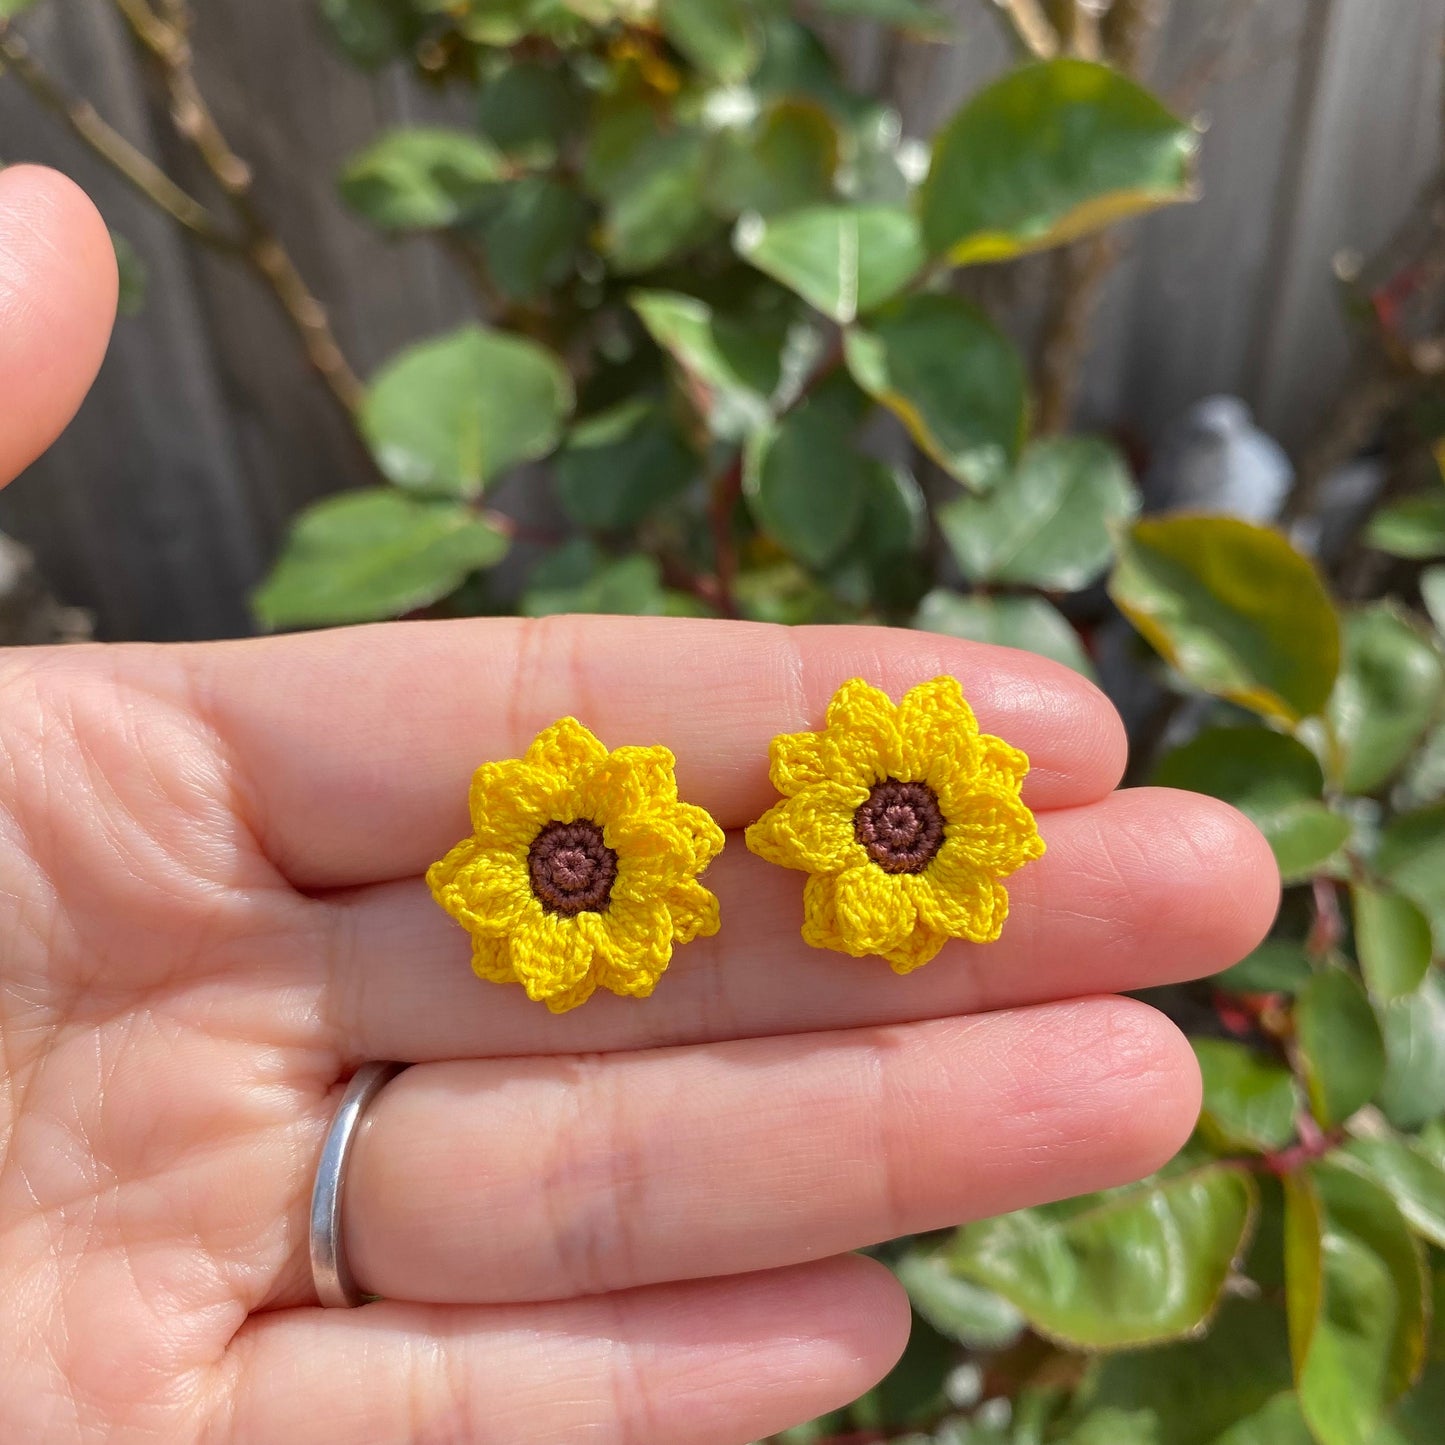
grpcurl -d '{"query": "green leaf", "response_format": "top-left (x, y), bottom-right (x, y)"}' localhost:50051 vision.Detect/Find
top-left (845, 294), bottom-right (1027, 491)
top-left (1337, 1138), bottom-right (1445, 1249)
top-left (920, 59), bottom-right (1198, 264)
top-left (521, 540), bottom-right (677, 617)
top-left (476, 60), bottom-right (584, 167)
top-left (1294, 969), bottom-right (1387, 1129)
top-left (630, 289), bottom-right (779, 439)
top-left (892, 1248), bottom-right (1025, 1350)
top-left (252, 489), bottom-right (507, 630)
top-left (949, 1165), bottom-right (1258, 1349)
top-left (555, 400), bottom-right (696, 532)
top-left (472, 175), bottom-right (591, 301)
top-left (744, 395), bottom-right (872, 568)
top-left (1284, 1162), bottom-right (1428, 1445)
top-left (1377, 804), bottom-right (1445, 942)
top-left (111, 231), bottom-right (147, 318)
top-left (1216, 939), bottom-right (1313, 996)
top-left (318, 0), bottom-right (419, 67)
top-left (1365, 495), bottom-right (1445, 560)
top-left (828, 462), bottom-right (927, 611)
top-left (708, 101), bottom-right (839, 219)
top-left (1421, 565), bottom-right (1445, 636)
top-left (1376, 973), bottom-right (1445, 1131)
top-left (1080, 1298), bottom-right (1297, 1445)
top-left (1352, 884), bottom-right (1434, 1003)
top-left (339, 128), bottom-right (505, 231)
top-left (363, 325), bottom-right (573, 497)
top-left (1109, 516), bottom-right (1341, 725)
top-left (1153, 727), bottom-right (1347, 882)
top-left (659, 0), bottom-right (760, 82)
top-left (914, 590), bottom-right (1095, 678)
top-left (1327, 606), bottom-right (1445, 794)
top-left (811, 0), bottom-right (949, 35)
top-left (1193, 1038), bottom-right (1299, 1153)
top-left (585, 107), bottom-right (713, 273)
top-left (1395, 1361), bottom-right (1445, 1444)
top-left (734, 205), bottom-right (923, 324)
top-left (1211, 1394), bottom-right (1313, 1445)
top-left (939, 437), bottom-right (1138, 590)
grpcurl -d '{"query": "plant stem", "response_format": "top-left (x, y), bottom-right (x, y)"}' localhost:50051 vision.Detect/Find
top-left (991, 0), bottom-right (1061, 59)
top-left (109, 0), bottom-right (366, 416)
top-left (0, 20), bottom-right (232, 246)
top-left (707, 453), bottom-right (744, 621)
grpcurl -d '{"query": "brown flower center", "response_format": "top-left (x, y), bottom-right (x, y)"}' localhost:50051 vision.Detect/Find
top-left (853, 779), bottom-right (946, 875)
top-left (527, 820), bottom-right (618, 916)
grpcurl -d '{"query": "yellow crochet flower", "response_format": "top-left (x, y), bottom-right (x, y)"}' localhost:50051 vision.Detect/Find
top-left (427, 718), bottom-right (725, 1013)
top-left (746, 677), bottom-right (1044, 973)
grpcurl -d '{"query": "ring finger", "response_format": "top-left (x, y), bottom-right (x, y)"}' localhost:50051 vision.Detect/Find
top-left (328, 995), bottom-right (1199, 1306)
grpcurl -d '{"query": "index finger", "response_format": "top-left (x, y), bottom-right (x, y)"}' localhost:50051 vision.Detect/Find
top-left (184, 615), bottom-right (1127, 889)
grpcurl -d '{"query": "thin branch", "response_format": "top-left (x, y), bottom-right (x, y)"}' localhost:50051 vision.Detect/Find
top-left (110, 0), bottom-right (366, 415)
top-left (990, 0), bottom-right (1060, 60)
top-left (0, 20), bottom-right (232, 246)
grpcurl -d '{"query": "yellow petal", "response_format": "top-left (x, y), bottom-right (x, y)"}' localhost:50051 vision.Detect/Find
top-left (666, 878), bottom-right (721, 944)
top-left (800, 872), bottom-right (849, 953)
top-left (524, 716), bottom-right (609, 776)
top-left (427, 841), bottom-right (535, 934)
top-left (824, 678), bottom-right (904, 780)
top-left (833, 863), bottom-right (917, 955)
top-left (896, 676), bottom-right (979, 777)
top-left (911, 864), bottom-right (1010, 944)
top-left (744, 783), bottom-right (867, 872)
top-left (470, 934), bottom-right (518, 984)
top-left (935, 796), bottom-right (1045, 877)
top-left (974, 734), bottom-right (1032, 795)
top-left (510, 912), bottom-right (597, 1002)
top-left (543, 974), bottom-right (599, 1014)
top-left (584, 897), bottom-right (674, 998)
top-left (881, 923), bottom-right (950, 975)
top-left (468, 757), bottom-right (570, 845)
top-left (577, 744), bottom-right (679, 821)
top-left (769, 728), bottom-right (833, 796)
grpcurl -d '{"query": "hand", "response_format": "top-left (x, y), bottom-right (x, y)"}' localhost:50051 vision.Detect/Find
top-left (0, 167), bottom-right (1280, 1445)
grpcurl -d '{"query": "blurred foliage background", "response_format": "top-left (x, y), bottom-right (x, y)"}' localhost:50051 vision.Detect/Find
top-left (3, 2), bottom-right (1445, 1442)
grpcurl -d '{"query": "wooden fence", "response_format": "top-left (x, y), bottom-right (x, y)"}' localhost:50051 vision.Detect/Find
top-left (0, 0), bottom-right (1441, 639)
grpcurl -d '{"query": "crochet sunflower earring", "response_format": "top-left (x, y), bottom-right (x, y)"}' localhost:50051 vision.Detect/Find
top-left (746, 677), bottom-right (1045, 973)
top-left (427, 718), bottom-right (724, 1014)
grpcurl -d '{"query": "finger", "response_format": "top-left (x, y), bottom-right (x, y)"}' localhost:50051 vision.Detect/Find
top-left (323, 788), bottom-right (1278, 1062)
top-left (0, 166), bottom-right (117, 486)
top-left (224, 1256), bottom-right (909, 1445)
top-left (333, 997), bottom-right (1196, 1305)
top-left (186, 615), bottom-right (1128, 888)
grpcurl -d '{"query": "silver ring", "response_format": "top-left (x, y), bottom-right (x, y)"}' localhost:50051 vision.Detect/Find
top-left (309, 1061), bottom-right (406, 1308)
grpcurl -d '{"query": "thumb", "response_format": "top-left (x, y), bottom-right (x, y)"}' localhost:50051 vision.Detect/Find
top-left (0, 164), bottom-right (117, 488)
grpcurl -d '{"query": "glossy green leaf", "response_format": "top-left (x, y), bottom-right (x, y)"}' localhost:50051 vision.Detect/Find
top-left (252, 489), bottom-right (507, 630)
top-left (734, 205), bottom-right (923, 324)
top-left (1294, 969), bottom-right (1386, 1129)
top-left (892, 1248), bottom-right (1025, 1350)
top-left (1327, 606), bottom-right (1445, 794)
top-left (1284, 1162), bottom-right (1428, 1445)
top-left (920, 59), bottom-right (1197, 263)
top-left (1365, 495), bottom-right (1445, 560)
top-left (1153, 727), bottom-right (1347, 882)
top-left (630, 289), bottom-right (779, 439)
top-left (939, 437), bottom-right (1138, 590)
top-left (950, 1165), bottom-right (1257, 1349)
top-left (1376, 974), bottom-right (1445, 1131)
top-left (914, 590), bottom-right (1094, 678)
top-left (1353, 884), bottom-right (1434, 1003)
top-left (1193, 1038), bottom-right (1299, 1153)
top-left (659, 0), bottom-right (760, 81)
top-left (744, 396), bottom-right (871, 568)
top-left (1421, 565), bottom-right (1445, 635)
top-left (845, 294), bottom-right (1027, 491)
top-left (111, 232), bottom-right (147, 318)
top-left (521, 540), bottom-right (680, 617)
top-left (363, 325), bottom-right (573, 497)
top-left (827, 463), bottom-right (927, 612)
top-left (339, 128), bottom-right (505, 231)
top-left (1338, 1138), bottom-right (1445, 1248)
top-left (476, 60), bottom-right (584, 167)
top-left (707, 101), bottom-right (838, 218)
top-left (1395, 1360), bottom-right (1445, 1444)
top-left (1109, 516), bottom-right (1341, 725)
top-left (473, 175), bottom-right (590, 301)
top-left (1377, 804), bottom-right (1445, 942)
top-left (1216, 939), bottom-right (1313, 996)
top-left (1081, 1298), bottom-right (1298, 1445)
top-left (1212, 1394), bottom-right (1313, 1445)
top-left (318, 0), bottom-right (418, 66)
top-left (555, 400), bottom-right (696, 532)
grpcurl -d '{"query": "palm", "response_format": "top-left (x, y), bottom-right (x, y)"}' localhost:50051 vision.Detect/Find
top-left (0, 167), bottom-right (1280, 1444)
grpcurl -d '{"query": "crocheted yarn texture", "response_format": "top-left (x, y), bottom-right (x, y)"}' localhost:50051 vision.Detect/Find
top-left (427, 717), bottom-right (725, 1013)
top-left (746, 676), bottom-right (1045, 972)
